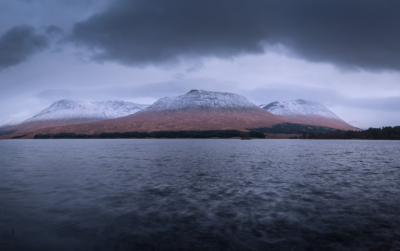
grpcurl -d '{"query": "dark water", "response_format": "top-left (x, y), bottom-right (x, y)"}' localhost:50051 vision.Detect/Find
top-left (1, 139), bottom-right (400, 251)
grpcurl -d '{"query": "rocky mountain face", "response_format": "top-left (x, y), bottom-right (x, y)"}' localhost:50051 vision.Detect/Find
top-left (260, 99), bottom-right (357, 130)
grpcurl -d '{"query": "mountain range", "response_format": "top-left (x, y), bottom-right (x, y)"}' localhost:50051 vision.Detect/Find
top-left (0, 90), bottom-right (357, 138)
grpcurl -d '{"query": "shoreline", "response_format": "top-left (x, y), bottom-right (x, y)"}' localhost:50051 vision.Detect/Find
top-left (2, 137), bottom-right (400, 141)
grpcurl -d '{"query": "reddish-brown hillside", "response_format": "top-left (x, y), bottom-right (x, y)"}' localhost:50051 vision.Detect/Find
top-left (23, 108), bottom-right (292, 136)
top-left (0, 99), bottom-right (149, 138)
top-left (0, 118), bottom-right (105, 138)
top-left (281, 115), bottom-right (357, 131)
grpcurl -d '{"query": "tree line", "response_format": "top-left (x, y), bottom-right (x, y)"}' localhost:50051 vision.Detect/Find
top-left (251, 123), bottom-right (336, 134)
top-left (304, 126), bottom-right (400, 140)
top-left (34, 130), bottom-right (265, 139)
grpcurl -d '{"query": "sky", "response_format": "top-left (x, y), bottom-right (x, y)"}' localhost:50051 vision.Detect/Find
top-left (1, 0), bottom-right (400, 128)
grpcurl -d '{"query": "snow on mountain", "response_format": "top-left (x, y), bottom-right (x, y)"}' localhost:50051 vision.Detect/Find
top-left (259, 99), bottom-right (341, 119)
top-left (0, 117), bottom-right (28, 127)
top-left (15, 90), bottom-right (290, 136)
top-left (144, 89), bottom-right (259, 111)
top-left (23, 100), bottom-right (149, 123)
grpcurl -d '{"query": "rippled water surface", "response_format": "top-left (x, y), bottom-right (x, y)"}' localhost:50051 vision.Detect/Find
top-left (1, 139), bottom-right (400, 251)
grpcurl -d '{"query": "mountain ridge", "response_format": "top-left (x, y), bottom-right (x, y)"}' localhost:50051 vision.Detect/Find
top-left (25, 99), bottom-right (149, 123)
top-left (3, 90), bottom-right (291, 138)
top-left (143, 89), bottom-right (258, 111)
top-left (260, 99), bottom-right (356, 130)
top-left (0, 99), bottom-right (149, 137)
top-left (1, 91), bottom-right (358, 138)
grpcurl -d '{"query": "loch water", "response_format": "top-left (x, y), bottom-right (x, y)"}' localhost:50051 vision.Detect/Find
top-left (0, 139), bottom-right (400, 251)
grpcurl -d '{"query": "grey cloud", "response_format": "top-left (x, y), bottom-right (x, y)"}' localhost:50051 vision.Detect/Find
top-left (242, 86), bottom-right (400, 113)
top-left (34, 79), bottom-right (236, 103)
top-left (71, 0), bottom-right (400, 70)
top-left (345, 97), bottom-right (400, 112)
top-left (0, 25), bottom-right (48, 69)
top-left (45, 25), bottom-right (64, 36)
top-left (35, 89), bottom-right (75, 102)
top-left (241, 86), bottom-right (345, 106)
top-left (72, 0), bottom-right (266, 66)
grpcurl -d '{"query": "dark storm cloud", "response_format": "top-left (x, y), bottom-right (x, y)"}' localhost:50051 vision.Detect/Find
top-left (71, 0), bottom-right (400, 70)
top-left (0, 25), bottom-right (48, 69)
top-left (45, 25), bottom-right (64, 36)
top-left (72, 0), bottom-right (267, 65)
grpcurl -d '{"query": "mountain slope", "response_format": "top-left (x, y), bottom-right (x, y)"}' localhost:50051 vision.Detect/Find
top-left (259, 99), bottom-right (357, 130)
top-left (25, 100), bottom-right (148, 122)
top-left (145, 89), bottom-right (258, 111)
top-left (14, 90), bottom-right (292, 136)
top-left (2, 100), bottom-right (148, 135)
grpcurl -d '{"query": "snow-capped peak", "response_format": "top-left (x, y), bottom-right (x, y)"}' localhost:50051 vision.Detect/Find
top-left (259, 99), bottom-right (340, 119)
top-left (144, 89), bottom-right (259, 111)
top-left (23, 99), bottom-right (149, 123)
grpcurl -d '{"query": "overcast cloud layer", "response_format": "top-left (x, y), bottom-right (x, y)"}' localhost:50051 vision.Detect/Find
top-left (71, 0), bottom-right (400, 70)
top-left (0, 25), bottom-right (48, 69)
top-left (0, 0), bottom-right (400, 128)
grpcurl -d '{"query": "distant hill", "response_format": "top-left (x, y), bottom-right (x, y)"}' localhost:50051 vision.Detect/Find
top-left (0, 100), bottom-right (148, 136)
top-left (25, 99), bottom-right (149, 122)
top-left (259, 99), bottom-right (357, 130)
top-left (145, 89), bottom-right (258, 111)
